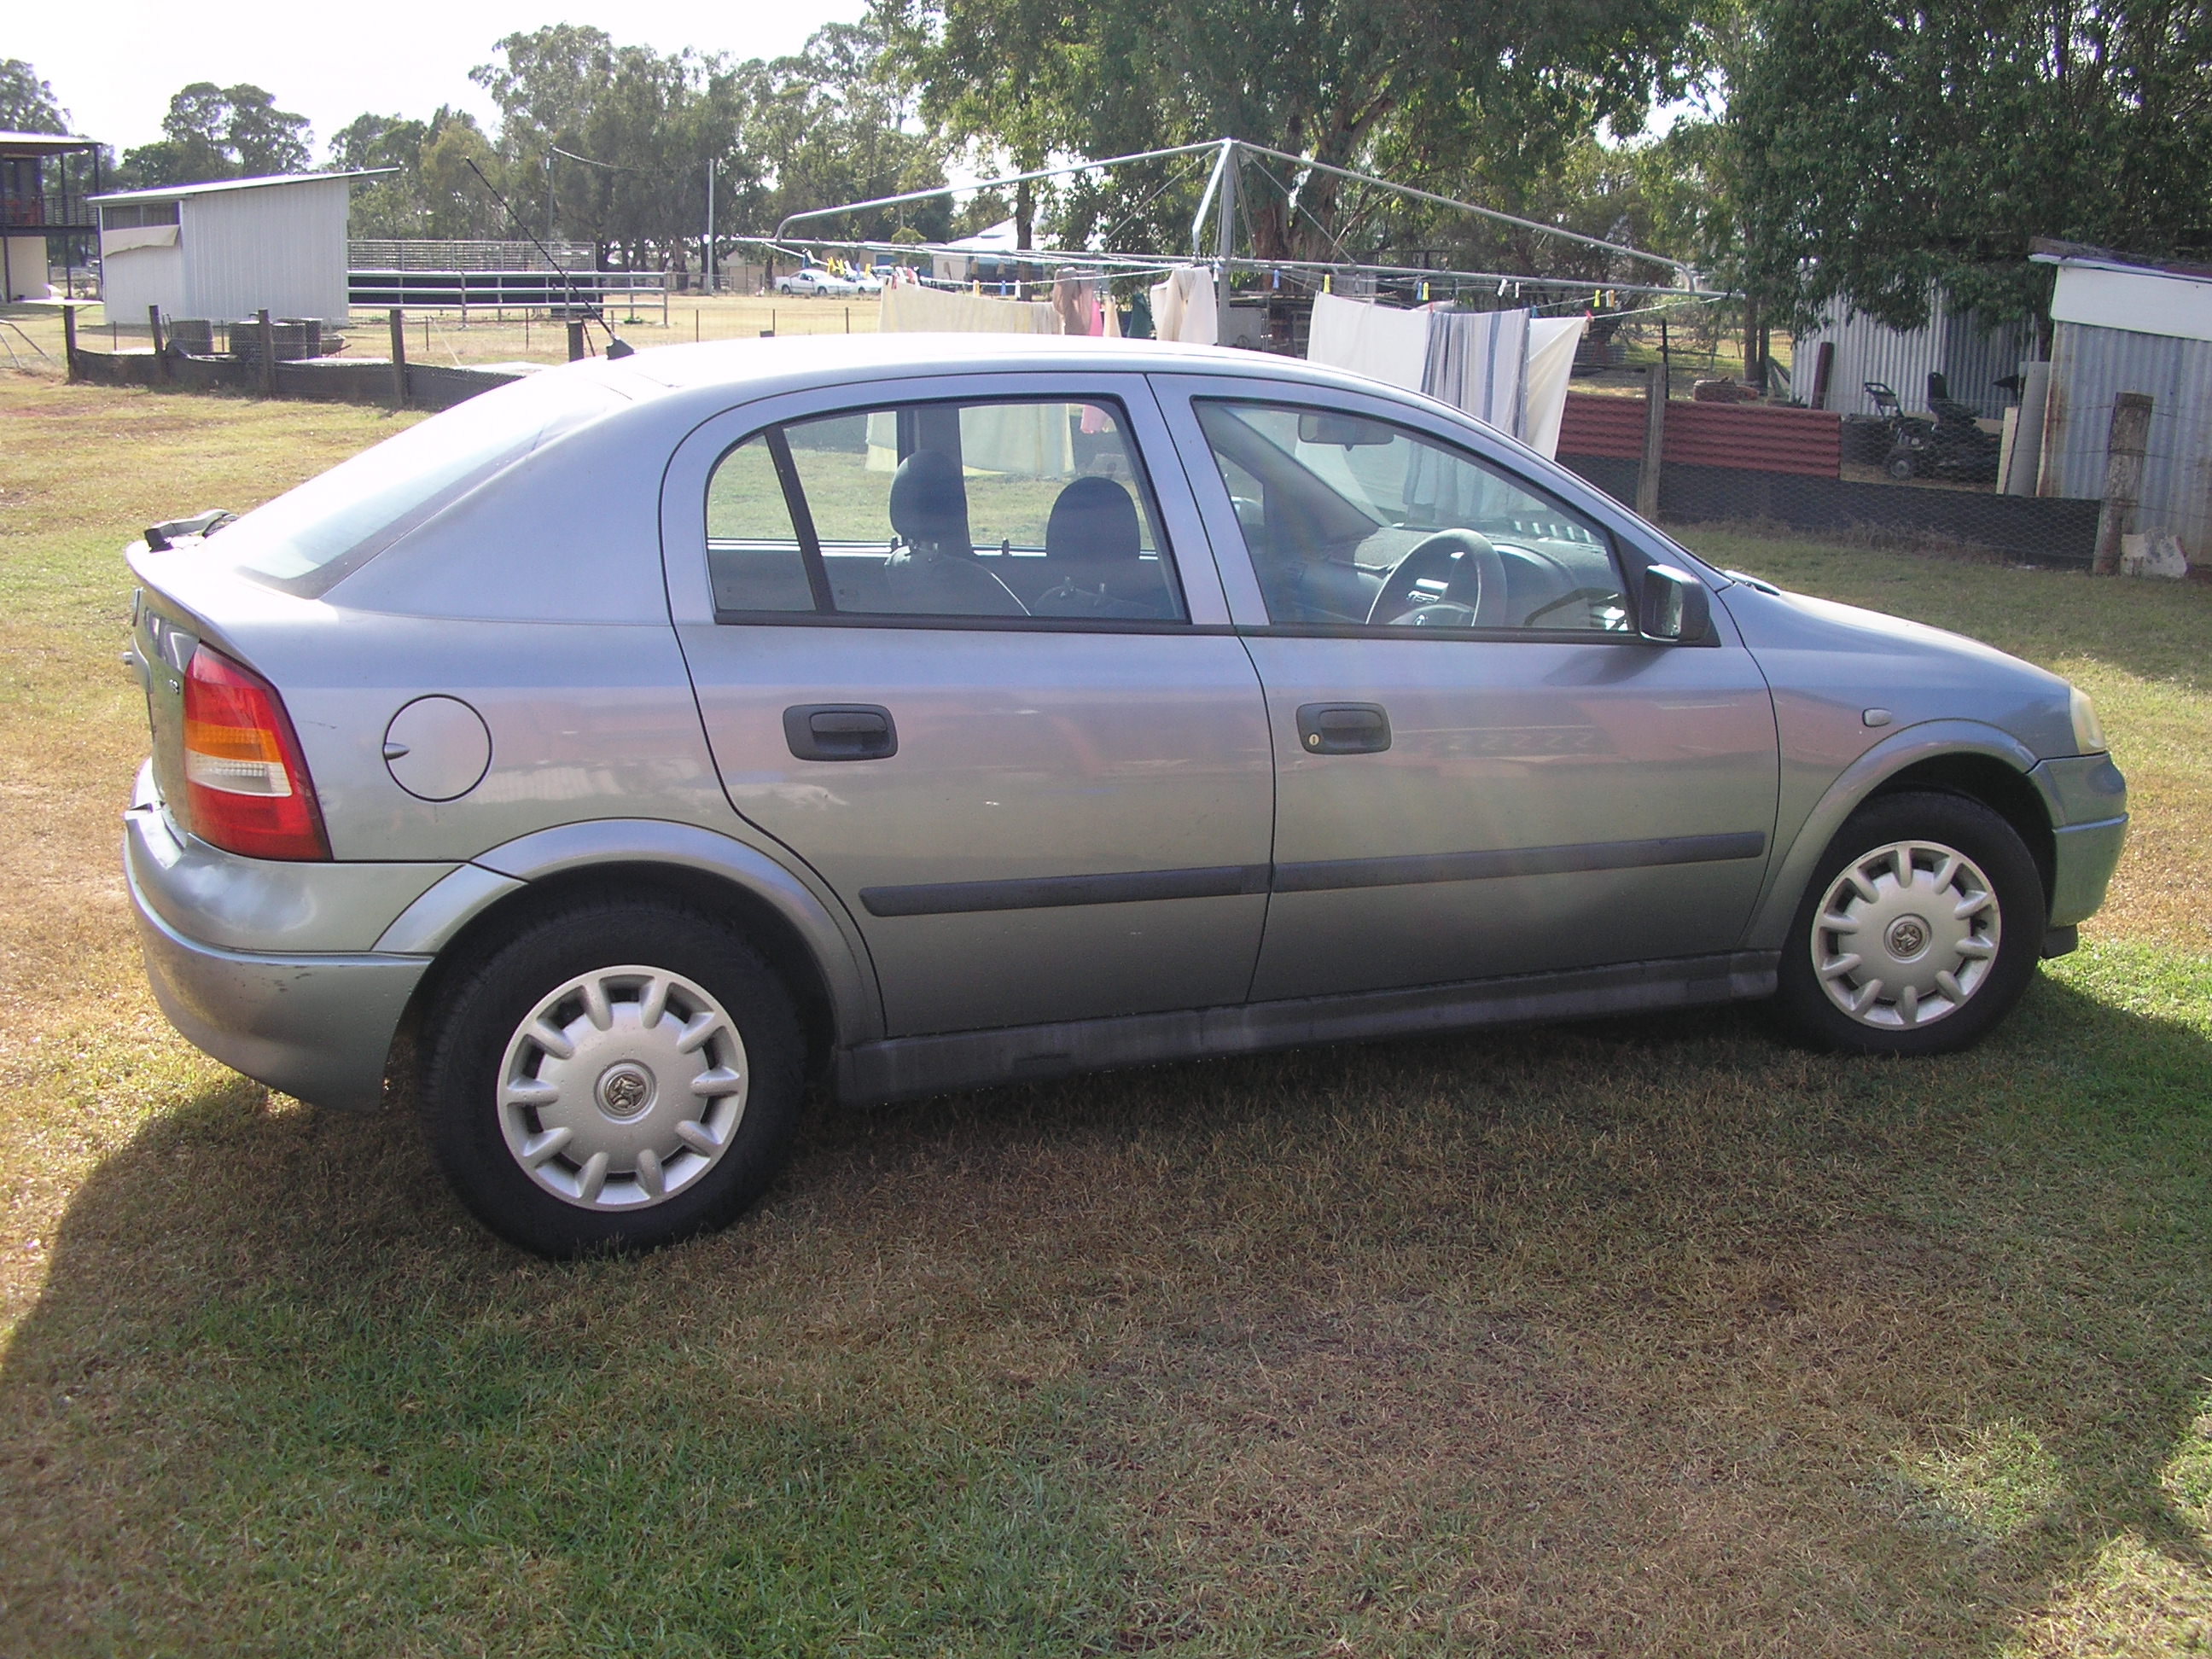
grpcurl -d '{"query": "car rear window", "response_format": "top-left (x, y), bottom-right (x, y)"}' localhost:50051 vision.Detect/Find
top-left (212, 372), bottom-right (629, 596)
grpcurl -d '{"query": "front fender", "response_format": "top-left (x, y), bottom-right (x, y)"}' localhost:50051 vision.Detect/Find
top-left (1747, 719), bottom-right (2051, 952)
top-left (372, 818), bottom-right (883, 1045)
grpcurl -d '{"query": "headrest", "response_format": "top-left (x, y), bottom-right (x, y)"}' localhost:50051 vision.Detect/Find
top-left (889, 449), bottom-right (971, 555)
top-left (1045, 475), bottom-right (1141, 564)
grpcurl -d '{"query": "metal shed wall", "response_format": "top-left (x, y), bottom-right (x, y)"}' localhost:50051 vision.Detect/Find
top-left (1794, 293), bottom-right (2030, 419)
top-left (98, 235), bottom-right (183, 320)
top-left (181, 178), bottom-right (350, 323)
top-left (2040, 320), bottom-right (2212, 563)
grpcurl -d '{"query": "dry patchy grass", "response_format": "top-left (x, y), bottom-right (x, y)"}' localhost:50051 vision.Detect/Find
top-left (0, 376), bottom-right (2207, 1656)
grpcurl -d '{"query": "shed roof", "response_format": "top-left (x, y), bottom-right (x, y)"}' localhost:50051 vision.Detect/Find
top-left (88, 169), bottom-right (393, 206)
top-left (0, 131), bottom-right (101, 154)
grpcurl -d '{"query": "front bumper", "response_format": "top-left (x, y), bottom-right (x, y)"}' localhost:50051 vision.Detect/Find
top-left (125, 766), bottom-right (437, 1111)
top-left (2031, 753), bottom-right (2129, 928)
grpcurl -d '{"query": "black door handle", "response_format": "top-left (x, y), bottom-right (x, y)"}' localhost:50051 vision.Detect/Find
top-left (1295, 702), bottom-right (1391, 754)
top-left (784, 704), bottom-right (898, 761)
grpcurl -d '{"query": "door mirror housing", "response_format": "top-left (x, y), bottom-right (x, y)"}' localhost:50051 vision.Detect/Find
top-left (1639, 564), bottom-right (1712, 643)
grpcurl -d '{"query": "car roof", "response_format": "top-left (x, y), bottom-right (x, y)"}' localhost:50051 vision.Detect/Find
top-left (610, 330), bottom-right (1394, 404)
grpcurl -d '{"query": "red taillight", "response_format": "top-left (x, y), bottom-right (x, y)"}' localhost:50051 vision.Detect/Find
top-left (183, 647), bottom-right (330, 861)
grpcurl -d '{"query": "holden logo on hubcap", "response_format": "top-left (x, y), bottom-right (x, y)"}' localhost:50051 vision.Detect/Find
top-left (596, 1062), bottom-right (655, 1120)
top-left (1887, 917), bottom-right (1930, 959)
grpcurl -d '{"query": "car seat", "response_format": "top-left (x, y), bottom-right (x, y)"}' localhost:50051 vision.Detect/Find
top-left (881, 450), bottom-right (1026, 616)
top-left (1030, 475), bottom-right (1173, 618)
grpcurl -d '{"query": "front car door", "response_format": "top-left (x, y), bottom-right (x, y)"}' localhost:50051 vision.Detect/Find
top-left (1153, 374), bottom-right (1781, 1001)
top-left (662, 372), bottom-right (1275, 1038)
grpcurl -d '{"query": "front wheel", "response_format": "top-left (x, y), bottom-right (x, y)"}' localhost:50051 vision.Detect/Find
top-left (419, 902), bottom-right (806, 1257)
top-left (1772, 791), bottom-right (2044, 1057)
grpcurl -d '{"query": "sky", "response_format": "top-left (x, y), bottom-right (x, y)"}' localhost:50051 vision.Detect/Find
top-left (12, 0), bottom-right (870, 155)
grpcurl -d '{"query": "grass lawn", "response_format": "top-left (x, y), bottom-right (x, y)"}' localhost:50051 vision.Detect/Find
top-left (1, 372), bottom-right (2209, 1656)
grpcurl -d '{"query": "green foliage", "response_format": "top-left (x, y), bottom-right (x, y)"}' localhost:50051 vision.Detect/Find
top-left (0, 57), bottom-right (69, 134)
top-left (331, 108), bottom-right (503, 240)
top-left (875, 0), bottom-right (1721, 267)
top-left (118, 83), bottom-right (312, 188)
top-left (1730, 0), bottom-right (2212, 329)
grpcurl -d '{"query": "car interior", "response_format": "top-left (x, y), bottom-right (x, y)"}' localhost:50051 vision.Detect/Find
top-left (706, 399), bottom-right (1187, 622)
top-left (1191, 400), bottom-right (1633, 632)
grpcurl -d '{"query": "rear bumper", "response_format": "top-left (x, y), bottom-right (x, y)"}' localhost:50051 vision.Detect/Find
top-left (124, 769), bottom-right (434, 1112)
top-left (129, 856), bottom-right (428, 1111)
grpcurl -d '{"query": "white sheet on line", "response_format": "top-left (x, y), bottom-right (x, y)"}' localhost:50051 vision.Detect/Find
top-left (870, 283), bottom-right (1068, 475)
top-left (1305, 290), bottom-right (1430, 392)
top-left (1520, 316), bottom-right (1588, 460)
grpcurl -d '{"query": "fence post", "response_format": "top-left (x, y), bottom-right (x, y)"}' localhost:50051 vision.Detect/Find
top-left (61, 304), bottom-right (79, 382)
top-left (2090, 392), bottom-right (2154, 575)
top-left (566, 319), bottom-right (586, 362)
top-left (1637, 360), bottom-right (1668, 520)
top-left (148, 305), bottom-right (169, 383)
top-left (387, 308), bottom-right (408, 411)
top-left (257, 309), bottom-right (276, 397)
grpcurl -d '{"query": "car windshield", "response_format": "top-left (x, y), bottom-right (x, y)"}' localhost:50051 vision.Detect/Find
top-left (212, 371), bottom-right (629, 595)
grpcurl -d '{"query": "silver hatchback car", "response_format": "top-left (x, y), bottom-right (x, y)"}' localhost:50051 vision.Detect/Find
top-left (122, 335), bottom-right (2128, 1255)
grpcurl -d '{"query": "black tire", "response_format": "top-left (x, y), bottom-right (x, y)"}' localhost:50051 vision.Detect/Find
top-left (419, 901), bottom-right (806, 1258)
top-left (1884, 450), bottom-right (1919, 481)
top-left (1772, 790), bottom-right (2044, 1057)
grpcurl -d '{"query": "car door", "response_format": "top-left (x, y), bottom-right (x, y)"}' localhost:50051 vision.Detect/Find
top-left (662, 372), bottom-right (1275, 1038)
top-left (1154, 375), bottom-right (1780, 1002)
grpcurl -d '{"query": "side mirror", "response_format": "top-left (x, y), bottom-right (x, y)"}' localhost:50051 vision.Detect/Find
top-left (1639, 564), bottom-right (1712, 643)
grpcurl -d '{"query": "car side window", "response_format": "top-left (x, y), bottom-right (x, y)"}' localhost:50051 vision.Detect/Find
top-left (704, 434), bottom-right (818, 612)
top-left (707, 397), bottom-right (1188, 624)
top-left (1192, 399), bottom-right (1633, 633)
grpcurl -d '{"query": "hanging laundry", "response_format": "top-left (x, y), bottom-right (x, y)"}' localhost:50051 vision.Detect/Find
top-left (877, 282), bottom-right (1061, 335)
top-left (1305, 290), bottom-right (1430, 392)
top-left (872, 283), bottom-right (1068, 475)
top-left (1520, 316), bottom-right (1589, 459)
top-left (1051, 270), bottom-right (1097, 336)
top-left (1150, 265), bottom-right (1219, 345)
top-left (1423, 306), bottom-right (1530, 436)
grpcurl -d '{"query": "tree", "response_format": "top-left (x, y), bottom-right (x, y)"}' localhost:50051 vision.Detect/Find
top-left (875, 0), bottom-right (1714, 262)
top-left (1730, 0), bottom-right (2212, 329)
top-left (119, 83), bottom-right (311, 186)
top-left (1, 59), bottom-right (69, 133)
top-left (331, 108), bottom-right (504, 238)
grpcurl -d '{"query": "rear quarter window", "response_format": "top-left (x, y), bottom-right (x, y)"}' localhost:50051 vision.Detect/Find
top-left (212, 373), bottom-right (630, 597)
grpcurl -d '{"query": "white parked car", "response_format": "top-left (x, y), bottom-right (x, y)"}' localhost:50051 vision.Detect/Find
top-left (772, 266), bottom-right (859, 298)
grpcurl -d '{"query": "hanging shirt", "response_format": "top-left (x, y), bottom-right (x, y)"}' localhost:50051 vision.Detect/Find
top-left (1149, 266), bottom-right (1219, 345)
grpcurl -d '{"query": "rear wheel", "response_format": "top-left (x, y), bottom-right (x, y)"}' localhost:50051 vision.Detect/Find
top-left (420, 902), bottom-right (805, 1257)
top-left (1773, 791), bottom-right (2043, 1056)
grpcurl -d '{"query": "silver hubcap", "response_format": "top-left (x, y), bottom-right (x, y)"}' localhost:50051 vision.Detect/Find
top-left (498, 965), bottom-right (748, 1211)
top-left (1812, 839), bottom-right (2001, 1029)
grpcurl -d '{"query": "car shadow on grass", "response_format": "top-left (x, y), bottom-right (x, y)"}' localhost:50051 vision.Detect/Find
top-left (2, 964), bottom-right (2209, 1655)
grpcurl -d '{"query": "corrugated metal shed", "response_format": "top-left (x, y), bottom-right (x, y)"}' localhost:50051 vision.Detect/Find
top-left (93, 172), bottom-right (378, 325)
top-left (1792, 290), bottom-right (2032, 419)
top-left (2040, 322), bottom-right (2212, 564)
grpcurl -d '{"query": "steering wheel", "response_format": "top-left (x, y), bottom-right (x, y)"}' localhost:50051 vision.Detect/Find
top-left (1366, 529), bottom-right (1509, 628)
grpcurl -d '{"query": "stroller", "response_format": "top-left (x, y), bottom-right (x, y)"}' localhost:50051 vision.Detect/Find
top-left (1864, 375), bottom-right (2002, 483)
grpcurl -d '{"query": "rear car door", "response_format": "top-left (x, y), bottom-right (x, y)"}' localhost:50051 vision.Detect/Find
top-left (1155, 375), bottom-right (1780, 1001)
top-left (662, 372), bottom-right (1274, 1038)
